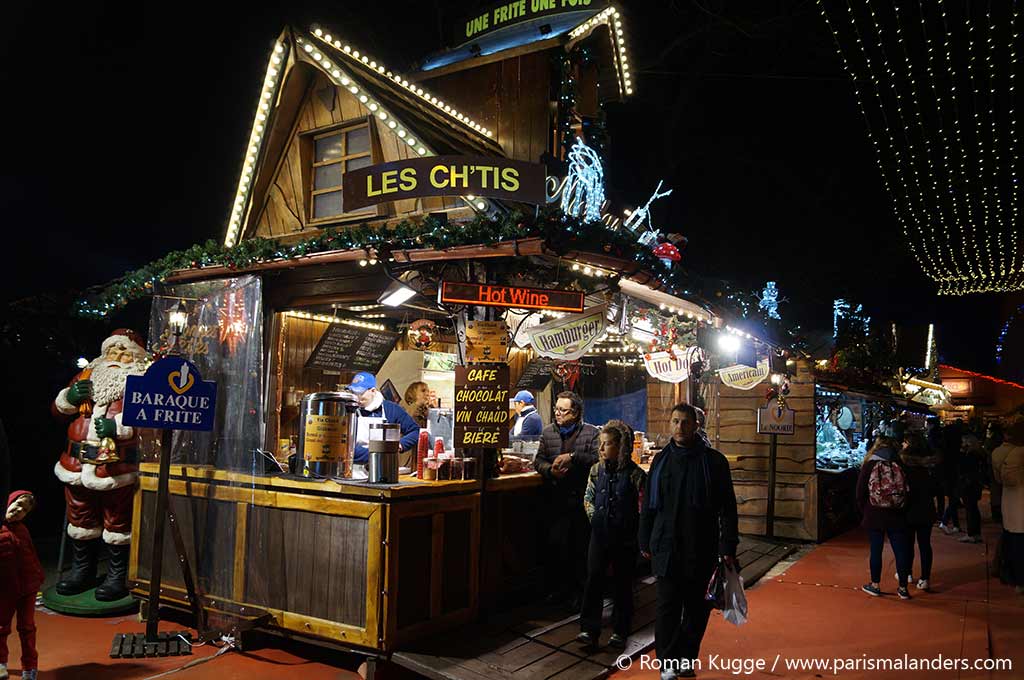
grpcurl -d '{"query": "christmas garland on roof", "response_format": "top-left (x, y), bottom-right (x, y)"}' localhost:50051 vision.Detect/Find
top-left (74, 208), bottom-right (710, 319)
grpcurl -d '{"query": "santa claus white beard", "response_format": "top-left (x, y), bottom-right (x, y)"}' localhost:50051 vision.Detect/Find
top-left (87, 358), bottom-right (146, 407)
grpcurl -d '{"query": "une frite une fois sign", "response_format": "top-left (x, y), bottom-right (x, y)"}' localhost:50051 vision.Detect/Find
top-left (122, 358), bottom-right (217, 431)
top-left (440, 281), bottom-right (585, 313)
top-left (454, 365), bottom-right (510, 448)
top-left (343, 156), bottom-right (546, 210)
top-left (461, 0), bottom-right (605, 42)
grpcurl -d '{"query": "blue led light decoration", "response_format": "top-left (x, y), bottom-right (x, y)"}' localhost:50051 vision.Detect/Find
top-left (996, 304), bottom-right (1024, 365)
top-left (759, 282), bottom-right (782, 320)
top-left (561, 138), bottom-right (605, 222)
top-left (834, 298), bottom-right (870, 338)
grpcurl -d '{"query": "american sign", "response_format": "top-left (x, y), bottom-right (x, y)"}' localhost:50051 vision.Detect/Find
top-left (719, 359), bottom-right (770, 391)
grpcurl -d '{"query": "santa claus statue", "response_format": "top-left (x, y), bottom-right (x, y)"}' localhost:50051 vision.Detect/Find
top-left (52, 329), bottom-right (150, 601)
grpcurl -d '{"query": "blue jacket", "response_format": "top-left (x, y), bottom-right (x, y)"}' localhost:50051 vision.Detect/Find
top-left (513, 407), bottom-right (543, 437)
top-left (354, 400), bottom-right (421, 464)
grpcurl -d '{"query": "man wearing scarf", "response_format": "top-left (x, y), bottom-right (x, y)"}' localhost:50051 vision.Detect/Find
top-left (533, 391), bottom-right (600, 607)
top-left (639, 403), bottom-right (738, 679)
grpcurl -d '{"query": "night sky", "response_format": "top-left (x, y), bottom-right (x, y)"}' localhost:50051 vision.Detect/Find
top-left (1, 0), bottom-right (1018, 371)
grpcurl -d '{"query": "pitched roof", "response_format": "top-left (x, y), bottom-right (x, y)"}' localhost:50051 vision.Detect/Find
top-left (224, 25), bottom-right (509, 247)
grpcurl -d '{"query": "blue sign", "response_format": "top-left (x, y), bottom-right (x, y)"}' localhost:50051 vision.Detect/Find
top-left (122, 357), bottom-right (217, 431)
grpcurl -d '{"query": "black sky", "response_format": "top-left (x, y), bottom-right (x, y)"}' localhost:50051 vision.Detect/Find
top-left (1, 0), bottom-right (1018, 377)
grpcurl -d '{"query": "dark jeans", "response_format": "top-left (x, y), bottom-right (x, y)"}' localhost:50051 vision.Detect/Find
top-left (580, 535), bottom-right (636, 636)
top-left (962, 495), bottom-right (982, 537)
top-left (908, 524), bottom-right (933, 580)
top-left (868, 527), bottom-right (912, 587)
top-left (941, 495), bottom-right (961, 528)
top-left (935, 492), bottom-right (946, 520)
top-left (654, 570), bottom-right (714, 667)
top-left (543, 503), bottom-right (590, 599)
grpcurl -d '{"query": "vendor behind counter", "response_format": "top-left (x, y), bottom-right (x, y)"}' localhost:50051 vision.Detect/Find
top-left (348, 372), bottom-right (420, 465)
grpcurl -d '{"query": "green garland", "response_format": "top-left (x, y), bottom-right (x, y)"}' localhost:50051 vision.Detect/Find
top-left (75, 208), bottom-right (705, 319)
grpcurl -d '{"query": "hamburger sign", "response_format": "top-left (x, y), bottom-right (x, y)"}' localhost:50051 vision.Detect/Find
top-left (527, 304), bottom-right (607, 361)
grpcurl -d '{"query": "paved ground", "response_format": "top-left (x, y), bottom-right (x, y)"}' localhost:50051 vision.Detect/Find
top-left (7, 515), bottom-right (1020, 679)
top-left (612, 513), bottom-right (1023, 680)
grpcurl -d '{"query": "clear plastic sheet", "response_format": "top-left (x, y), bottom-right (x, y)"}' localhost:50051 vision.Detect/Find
top-left (137, 275), bottom-right (270, 619)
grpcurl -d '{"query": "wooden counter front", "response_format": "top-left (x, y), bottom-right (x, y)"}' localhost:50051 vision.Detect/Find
top-left (129, 464), bottom-right (480, 654)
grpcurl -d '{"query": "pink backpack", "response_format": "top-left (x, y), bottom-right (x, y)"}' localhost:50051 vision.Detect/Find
top-left (868, 460), bottom-right (908, 509)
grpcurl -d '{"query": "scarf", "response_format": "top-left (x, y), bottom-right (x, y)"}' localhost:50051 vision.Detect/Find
top-left (648, 437), bottom-right (710, 510)
top-left (559, 422), bottom-right (580, 439)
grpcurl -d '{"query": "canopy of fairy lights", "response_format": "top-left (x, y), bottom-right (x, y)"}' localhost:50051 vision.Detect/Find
top-left (819, 0), bottom-right (1021, 295)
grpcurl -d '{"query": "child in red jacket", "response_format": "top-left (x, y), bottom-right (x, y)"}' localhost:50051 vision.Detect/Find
top-left (1, 491), bottom-right (43, 680)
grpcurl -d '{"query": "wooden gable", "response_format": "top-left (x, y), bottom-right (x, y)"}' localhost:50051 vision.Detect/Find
top-left (250, 68), bottom-right (461, 240)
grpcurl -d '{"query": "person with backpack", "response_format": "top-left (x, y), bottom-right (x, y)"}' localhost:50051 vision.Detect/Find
top-left (898, 430), bottom-right (939, 591)
top-left (857, 421), bottom-right (913, 599)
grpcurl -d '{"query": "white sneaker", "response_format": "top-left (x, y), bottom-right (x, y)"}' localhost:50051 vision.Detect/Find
top-left (22, 670), bottom-right (36, 680)
top-left (917, 579), bottom-right (930, 591)
top-left (0, 662), bottom-right (8, 679)
top-left (661, 670), bottom-right (677, 680)
top-left (940, 523), bottom-right (960, 535)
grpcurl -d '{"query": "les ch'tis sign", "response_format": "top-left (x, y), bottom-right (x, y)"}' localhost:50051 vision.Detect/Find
top-left (343, 156), bottom-right (547, 211)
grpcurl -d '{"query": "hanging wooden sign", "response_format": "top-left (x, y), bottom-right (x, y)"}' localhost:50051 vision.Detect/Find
top-left (719, 359), bottom-right (770, 390)
top-left (643, 351), bottom-right (689, 384)
top-left (528, 304), bottom-right (607, 361)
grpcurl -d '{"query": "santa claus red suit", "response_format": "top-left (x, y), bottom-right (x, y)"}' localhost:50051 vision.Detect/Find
top-left (51, 329), bottom-right (149, 601)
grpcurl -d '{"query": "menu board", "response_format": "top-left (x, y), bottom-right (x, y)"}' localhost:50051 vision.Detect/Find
top-left (514, 357), bottom-right (554, 391)
top-left (455, 365), bottom-right (510, 449)
top-left (304, 324), bottom-right (401, 374)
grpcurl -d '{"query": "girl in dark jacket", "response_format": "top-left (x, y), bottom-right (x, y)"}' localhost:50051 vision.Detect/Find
top-left (899, 432), bottom-right (939, 591)
top-left (577, 420), bottom-right (646, 650)
top-left (856, 426), bottom-right (913, 600)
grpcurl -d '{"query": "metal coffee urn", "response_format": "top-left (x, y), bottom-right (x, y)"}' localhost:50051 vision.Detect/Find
top-left (298, 392), bottom-right (359, 478)
top-left (368, 422), bottom-right (401, 483)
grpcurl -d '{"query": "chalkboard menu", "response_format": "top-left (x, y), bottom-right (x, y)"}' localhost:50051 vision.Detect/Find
top-left (514, 357), bottom-right (554, 391)
top-left (304, 324), bottom-right (400, 374)
top-left (455, 365), bottom-right (510, 449)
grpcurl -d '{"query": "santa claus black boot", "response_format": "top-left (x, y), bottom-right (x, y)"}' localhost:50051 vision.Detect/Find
top-left (95, 543), bottom-right (130, 601)
top-left (56, 538), bottom-right (99, 595)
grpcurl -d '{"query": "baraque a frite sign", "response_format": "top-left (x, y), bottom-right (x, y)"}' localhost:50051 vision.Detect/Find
top-left (121, 358), bottom-right (217, 431)
top-left (440, 281), bottom-right (584, 313)
top-left (343, 156), bottom-right (546, 211)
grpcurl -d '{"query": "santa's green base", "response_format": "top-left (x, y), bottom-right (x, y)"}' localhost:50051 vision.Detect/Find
top-left (41, 585), bottom-right (136, 616)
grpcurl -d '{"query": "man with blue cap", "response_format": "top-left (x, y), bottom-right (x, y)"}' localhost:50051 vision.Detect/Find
top-left (512, 390), bottom-right (543, 438)
top-left (347, 372), bottom-right (420, 465)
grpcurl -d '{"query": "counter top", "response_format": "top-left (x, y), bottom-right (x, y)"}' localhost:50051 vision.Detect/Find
top-left (138, 462), bottom-right (481, 500)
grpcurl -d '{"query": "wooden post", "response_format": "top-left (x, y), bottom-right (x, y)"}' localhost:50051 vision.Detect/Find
top-left (766, 433), bottom-right (778, 539)
top-left (145, 428), bottom-right (173, 641)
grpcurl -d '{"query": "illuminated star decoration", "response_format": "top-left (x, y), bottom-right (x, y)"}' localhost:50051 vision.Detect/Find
top-left (818, 1), bottom-right (1022, 295)
top-left (623, 180), bottom-right (673, 247)
top-left (218, 290), bottom-right (247, 354)
top-left (561, 138), bottom-right (605, 222)
top-left (758, 281), bottom-right (782, 320)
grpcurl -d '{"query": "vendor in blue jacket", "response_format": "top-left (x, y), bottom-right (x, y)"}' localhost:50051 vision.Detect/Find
top-left (348, 372), bottom-right (420, 464)
top-left (512, 390), bottom-right (543, 438)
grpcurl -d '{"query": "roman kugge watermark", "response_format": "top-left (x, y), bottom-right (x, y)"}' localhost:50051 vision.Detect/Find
top-left (616, 653), bottom-right (1014, 675)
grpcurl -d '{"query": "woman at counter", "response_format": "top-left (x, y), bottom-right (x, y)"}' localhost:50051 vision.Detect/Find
top-left (404, 381), bottom-right (431, 428)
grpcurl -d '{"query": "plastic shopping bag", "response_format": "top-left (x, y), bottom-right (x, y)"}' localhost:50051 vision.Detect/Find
top-left (722, 563), bottom-right (748, 626)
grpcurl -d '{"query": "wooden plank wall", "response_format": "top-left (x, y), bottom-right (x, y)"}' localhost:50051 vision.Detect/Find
top-left (245, 505), bottom-right (369, 626)
top-left (706, 359), bottom-right (819, 541)
top-left (646, 375), bottom-right (682, 440)
top-left (254, 71), bottom-right (459, 239)
top-left (421, 51), bottom-right (552, 163)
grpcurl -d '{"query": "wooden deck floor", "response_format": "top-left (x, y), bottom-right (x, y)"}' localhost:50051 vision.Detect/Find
top-left (392, 537), bottom-right (796, 680)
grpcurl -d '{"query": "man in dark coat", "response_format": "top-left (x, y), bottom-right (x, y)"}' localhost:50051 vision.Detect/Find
top-left (639, 403), bottom-right (739, 679)
top-left (533, 391), bottom-right (600, 606)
